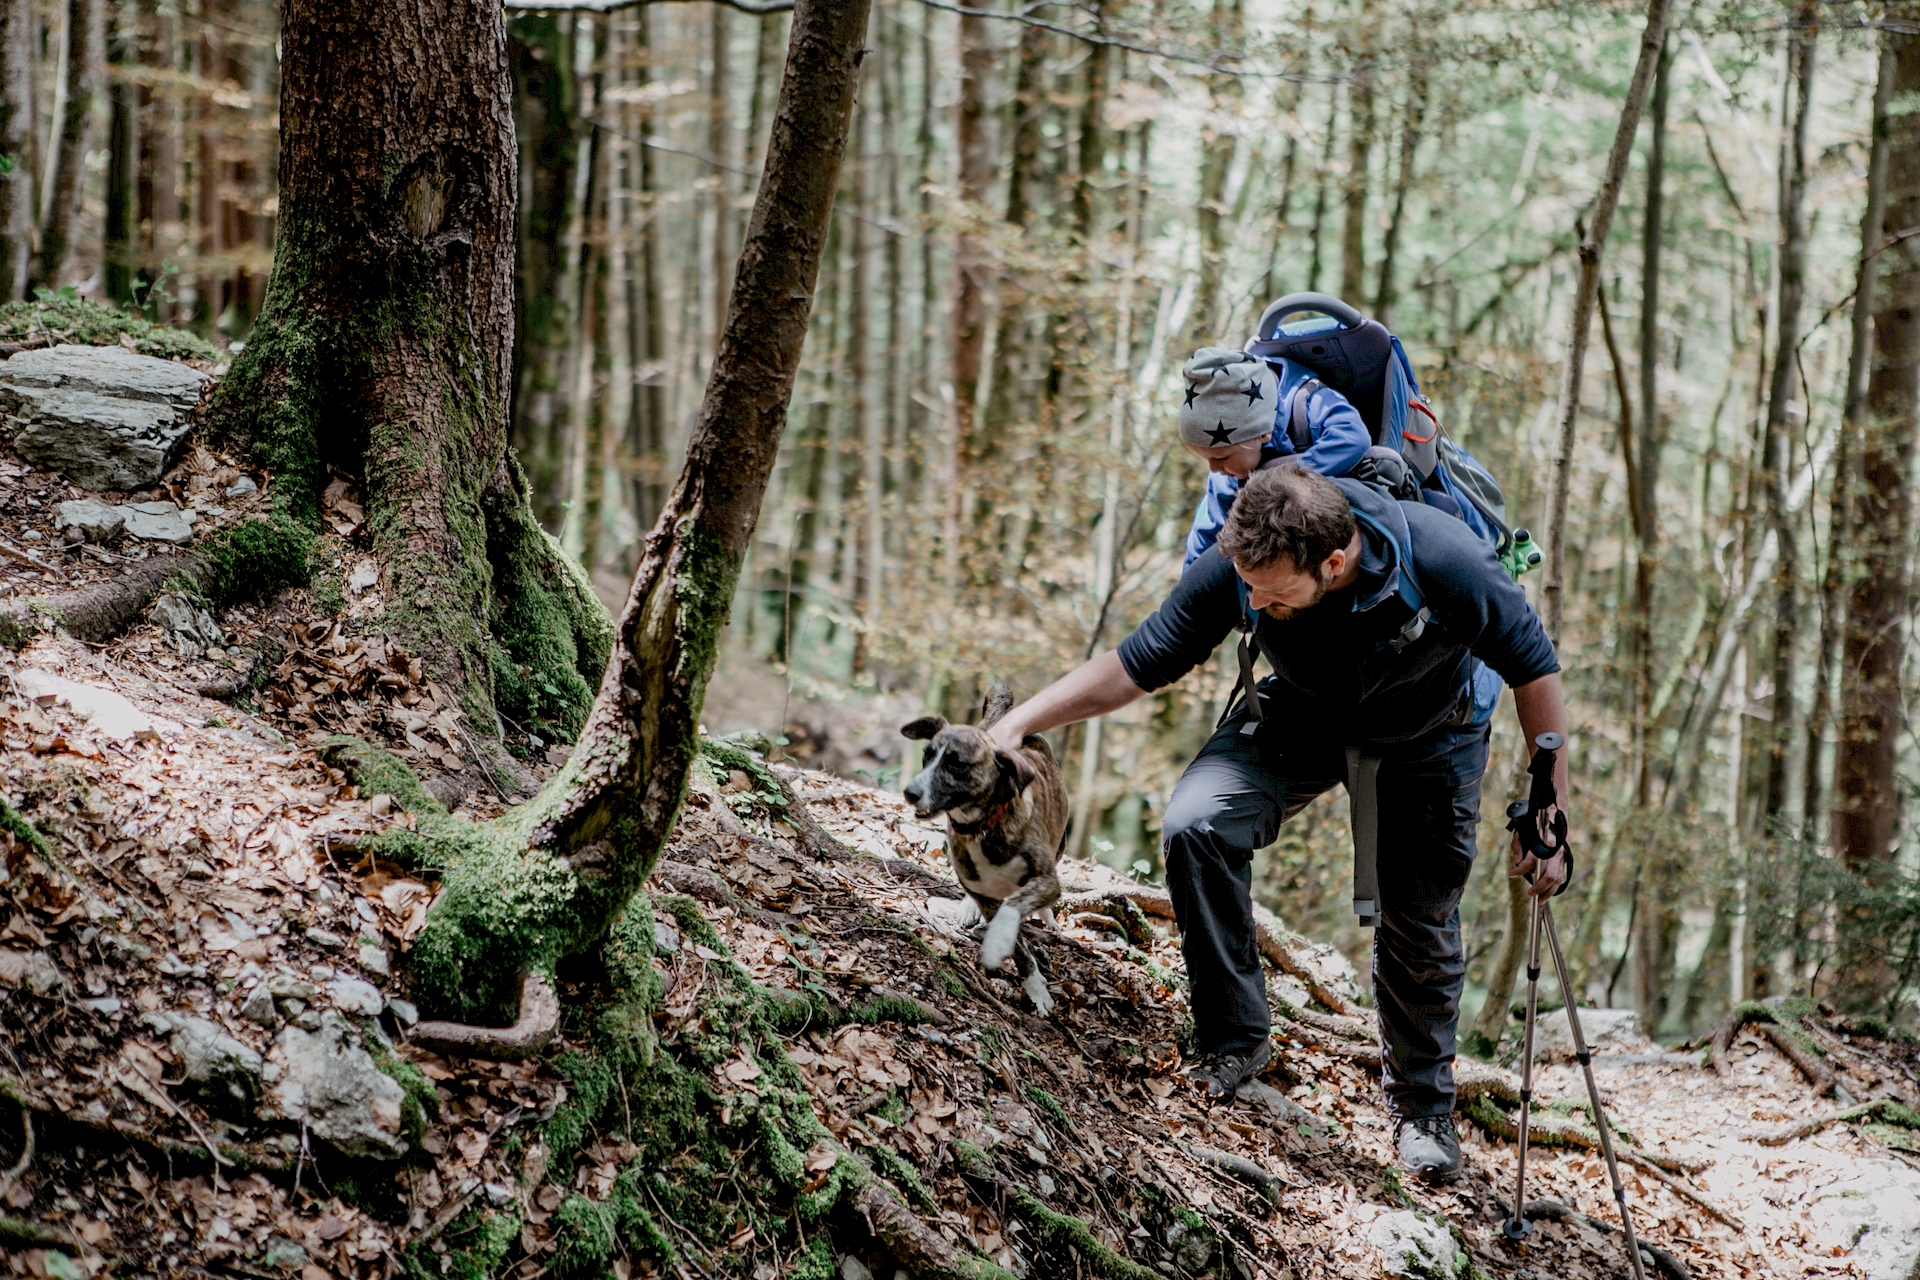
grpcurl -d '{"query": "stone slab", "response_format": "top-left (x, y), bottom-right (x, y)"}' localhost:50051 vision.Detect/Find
top-left (0, 343), bottom-right (208, 410)
top-left (10, 387), bottom-right (191, 490)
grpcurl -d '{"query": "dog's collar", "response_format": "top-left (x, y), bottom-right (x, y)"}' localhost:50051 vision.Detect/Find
top-left (948, 793), bottom-right (1018, 836)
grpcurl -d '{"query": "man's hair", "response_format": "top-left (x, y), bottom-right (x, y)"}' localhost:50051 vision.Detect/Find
top-left (1217, 467), bottom-right (1357, 572)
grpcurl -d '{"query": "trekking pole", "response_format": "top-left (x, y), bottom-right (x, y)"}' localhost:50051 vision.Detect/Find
top-left (1502, 893), bottom-right (1544, 1243)
top-left (1499, 733), bottom-right (1649, 1280)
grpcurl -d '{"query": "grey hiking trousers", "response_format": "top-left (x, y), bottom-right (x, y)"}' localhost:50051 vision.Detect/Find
top-left (1161, 704), bottom-right (1490, 1119)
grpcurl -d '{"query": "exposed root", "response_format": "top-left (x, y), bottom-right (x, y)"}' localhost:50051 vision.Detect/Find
top-left (0, 1104), bottom-right (31, 1205)
top-left (1749, 1097), bottom-right (1920, 1146)
top-left (1179, 1141), bottom-right (1284, 1202)
top-left (1616, 1149), bottom-right (1743, 1229)
top-left (408, 970), bottom-right (561, 1062)
top-left (0, 551), bottom-right (207, 646)
top-left (853, 1180), bottom-right (1016, 1280)
top-left (1756, 1022), bottom-right (1839, 1098)
top-left (1520, 1200), bottom-right (1691, 1280)
top-left (0, 1214), bottom-right (75, 1250)
top-left (1709, 1001), bottom-right (1841, 1098)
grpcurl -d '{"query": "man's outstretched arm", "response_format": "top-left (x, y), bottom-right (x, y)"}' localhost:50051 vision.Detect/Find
top-left (1510, 671), bottom-right (1570, 902)
top-left (990, 651), bottom-right (1148, 749)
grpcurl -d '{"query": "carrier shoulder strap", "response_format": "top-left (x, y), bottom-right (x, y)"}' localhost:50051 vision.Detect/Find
top-left (1349, 504), bottom-right (1430, 654)
top-left (1230, 574), bottom-right (1263, 736)
top-left (1287, 377), bottom-right (1323, 455)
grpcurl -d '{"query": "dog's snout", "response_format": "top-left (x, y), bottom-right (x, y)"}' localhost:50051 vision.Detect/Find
top-left (903, 780), bottom-right (925, 807)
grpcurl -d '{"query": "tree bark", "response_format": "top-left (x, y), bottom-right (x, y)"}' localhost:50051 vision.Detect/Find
top-left (1372, 69), bottom-right (1424, 326)
top-left (0, 0), bottom-right (33, 301)
top-left (1760, 3), bottom-right (1818, 829)
top-left (31, 0), bottom-right (102, 291)
top-left (1540, 0), bottom-right (1674, 643)
top-left (403, 0), bottom-right (871, 1020)
top-left (1196, 0), bottom-right (1241, 339)
top-left (205, 0), bottom-right (610, 768)
top-left (1832, 28), bottom-right (1920, 1014)
top-left (1339, 19), bottom-right (1374, 304)
top-left (948, 3), bottom-right (993, 483)
top-left (508, 12), bottom-right (583, 531)
top-left (103, 1), bottom-right (135, 306)
top-left (1070, 2), bottom-right (1106, 242)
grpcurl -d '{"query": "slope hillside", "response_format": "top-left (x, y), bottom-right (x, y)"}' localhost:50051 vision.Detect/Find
top-left (5, 615), bottom-right (1920, 1280)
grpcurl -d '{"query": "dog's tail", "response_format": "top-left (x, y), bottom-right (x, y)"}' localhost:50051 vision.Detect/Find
top-left (979, 680), bottom-right (1015, 728)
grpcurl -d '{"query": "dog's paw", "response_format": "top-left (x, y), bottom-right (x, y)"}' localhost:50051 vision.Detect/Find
top-left (1022, 965), bottom-right (1054, 1016)
top-left (980, 907), bottom-right (1021, 969)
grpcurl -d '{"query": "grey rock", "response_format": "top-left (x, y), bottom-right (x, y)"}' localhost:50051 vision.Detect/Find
top-left (226, 475), bottom-right (257, 498)
top-left (1238, 1080), bottom-right (1337, 1152)
top-left (306, 928), bottom-right (345, 951)
top-left (292, 1010), bottom-right (322, 1032)
top-left (10, 389), bottom-right (192, 491)
top-left (120, 501), bottom-right (196, 545)
top-left (53, 498), bottom-right (125, 543)
top-left (78, 996), bottom-right (123, 1016)
top-left (265, 1011), bottom-right (408, 1160)
top-left (157, 952), bottom-right (193, 977)
top-left (328, 974), bottom-right (385, 1016)
top-left (1808, 1158), bottom-right (1920, 1280)
top-left (268, 973), bottom-right (317, 1001)
top-left (261, 1237), bottom-right (307, 1271)
top-left (24, 950), bottom-right (66, 997)
top-left (839, 1258), bottom-right (876, 1280)
top-left (148, 1012), bottom-right (264, 1112)
top-left (239, 986), bottom-right (280, 1027)
top-left (0, 343), bottom-right (208, 410)
top-left (151, 592), bottom-right (222, 648)
top-left (357, 943), bottom-right (390, 981)
top-left (385, 997), bottom-right (418, 1027)
top-left (1364, 1209), bottom-right (1460, 1279)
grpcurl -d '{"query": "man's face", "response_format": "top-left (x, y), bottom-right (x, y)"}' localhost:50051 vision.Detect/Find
top-left (1236, 555), bottom-right (1335, 620)
top-left (1184, 439), bottom-right (1265, 480)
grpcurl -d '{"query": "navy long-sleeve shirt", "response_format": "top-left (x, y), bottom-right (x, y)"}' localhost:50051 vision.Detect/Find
top-left (1123, 480), bottom-right (1558, 744)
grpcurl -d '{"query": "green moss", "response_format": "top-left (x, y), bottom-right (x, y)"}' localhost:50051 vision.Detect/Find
top-left (1006, 1187), bottom-right (1161, 1280)
top-left (868, 1141), bottom-right (939, 1212)
top-left (0, 294), bottom-right (218, 360)
top-left (0, 797), bottom-right (53, 859)
top-left (485, 459), bottom-right (613, 747)
top-left (193, 510), bottom-right (313, 606)
top-left (552, 1193), bottom-right (614, 1274)
top-left (1022, 1085), bottom-right (1073, 1133)
top-left (401, 1207), bottom-right (518, 1280)
top-left (366, 1036), bottom-right (439, 1147)
top-left (787, 1239), bottom-right (837, 1280)
top-left (939, 971), bottom-right (966, 998)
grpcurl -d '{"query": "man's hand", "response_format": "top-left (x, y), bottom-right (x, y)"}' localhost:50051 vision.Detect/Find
top-left (987, 651), bottom-right (1148, 751)
top-left (1509, 834), bottom-right (1567, 902)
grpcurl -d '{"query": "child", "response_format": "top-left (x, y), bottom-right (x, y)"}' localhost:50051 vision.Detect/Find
top-left (1178, 346), bottom-right (1371, 568)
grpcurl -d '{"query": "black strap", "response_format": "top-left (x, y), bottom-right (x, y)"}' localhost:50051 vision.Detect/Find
top-left (1345, 748), bottom-right (1382, 927)
top-left (1234, 629), bottom-right (1263, 736)
top-left (1287, 378), bottom-right (1321, 454)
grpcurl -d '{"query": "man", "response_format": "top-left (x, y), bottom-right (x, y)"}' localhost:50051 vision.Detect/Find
top-left (990, 466), bottom-right (1569, 1183)
top-left (1175, 346), bottom-right (1370, 568)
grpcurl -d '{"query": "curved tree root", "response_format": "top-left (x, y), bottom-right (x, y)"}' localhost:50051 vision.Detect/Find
top-left (1178, 1141), bottom-right (1283, 1203)
top-left (1520, 1200), bottom-right (1691, 1280)
top-left (853, 1180), bottom-right (1015, 1280)
top-left (1749, 1097), bottom-right (1920, 1146)
top-left (1708, 1002), bottom-right (1839, 1097)
top-left (0, 551), bottom-right (207, 646)
top-left (407, 971), bottom-right (560, 1062)
top-left (0, 1214), bottom-right (76, 1250)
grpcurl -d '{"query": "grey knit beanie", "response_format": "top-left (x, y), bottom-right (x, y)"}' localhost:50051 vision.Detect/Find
top-left (1178, 348), bottom-right (1280, 448)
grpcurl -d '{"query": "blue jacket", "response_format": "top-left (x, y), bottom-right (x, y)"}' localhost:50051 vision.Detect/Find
top-left (1183, 359), bottom-right (1372, 568)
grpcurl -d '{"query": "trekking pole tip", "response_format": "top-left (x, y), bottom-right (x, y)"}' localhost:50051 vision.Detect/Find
top-left (1502, 1217), bottom-right (1532, 1241)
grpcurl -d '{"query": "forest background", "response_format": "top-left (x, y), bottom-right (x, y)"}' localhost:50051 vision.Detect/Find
top-left (0, 0), bottom-right (1913, 1051)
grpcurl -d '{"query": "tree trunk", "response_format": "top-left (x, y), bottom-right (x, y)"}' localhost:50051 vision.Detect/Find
top-left (1372, 69), bottom-right (1423, 326)
top-left (0, 0), bottom-right (29, 300)
top-left (948, 3), bottom-right (993, 485)
top-left (709, 4), bottom-right (735, 338)
top-left (1070, 4), bottom-right (1106, 241)
top-left (31, 0), bottom-right (102, 291)
top-left (1832, 27), bottom-right (1920, 1014)
top-left (1196, 0), bottom-right (1241, 340)
top-left (395, 0), bottom-right (869, 1021)
top-left (1339, 23), bottom-right (1374, 304)
top-left (205, 0), bottom-right (610, 772)
top-left (1760, 3), bottom-right (1817, 829)
top-left (103, 1), bottom-right (135, 306)
top-left (1540, 0), bottom-right (1673, 642)
top-left (508, 12), bottom-right (583, 531)
top-left (630, 6), bottom-right (668, 534)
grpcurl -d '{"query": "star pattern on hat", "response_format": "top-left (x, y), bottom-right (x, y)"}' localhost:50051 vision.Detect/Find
top-left (1206, 423), bottom-right (1236, 446)
top-left (1184, 381), bottom-right (1200, 409)
top-left (1242, 379), bottom-right (1265, 406)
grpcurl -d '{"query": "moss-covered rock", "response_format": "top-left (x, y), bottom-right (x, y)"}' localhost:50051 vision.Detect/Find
top-left (0, 292), bottom-right (219, 361)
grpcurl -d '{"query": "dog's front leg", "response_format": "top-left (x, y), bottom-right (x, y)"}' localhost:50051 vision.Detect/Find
top-left (979, 871), bottom-right (1059, 970)
top-left (1014, 937), bottom-right (1055, 1016)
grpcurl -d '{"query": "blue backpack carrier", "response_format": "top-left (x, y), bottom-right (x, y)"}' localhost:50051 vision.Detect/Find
top-left (1227, 294), bottom-right (1534, 735)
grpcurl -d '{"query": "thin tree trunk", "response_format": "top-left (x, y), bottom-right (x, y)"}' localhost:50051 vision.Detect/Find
top-left (31, 0), bottom-right (102, 290)
top-left (709, 4), bottom-right (734, 338)
top-left (1372, 69), bottom-right (1423, 326)
top-left (1306, 81), bottom-right (1337, 293)
top-left (1540, 0), bottom-right (1674, 643)
top-left (103, 0), bottom-right (135, 305)
top-left (1760, 2), bottom-right (1817, 829)
top-left (631, 5), bottom-right (667, 533)
top-left (150, 6), bottom-right (181, 321)
top-left (1339, 20), bottom-right (1374, 304)
top-left (1195, 0), bottom-right (1241, 339)
top-left (1070, 0), bottom-right (1107, 242)
top-left (0, 0), bottom-right (30, 300)
top-left (1832, 27), bottom-right (1920, 1014)
top-left (948, 4), bottom-right (992, 492)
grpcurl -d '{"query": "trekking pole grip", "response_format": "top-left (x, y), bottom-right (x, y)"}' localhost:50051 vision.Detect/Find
top-left (1505, 732), bottom-right (1572, 893)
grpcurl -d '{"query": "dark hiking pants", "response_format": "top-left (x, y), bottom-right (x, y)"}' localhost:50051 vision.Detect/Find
top-left (1161, 706), bottom-right (1490, 1119)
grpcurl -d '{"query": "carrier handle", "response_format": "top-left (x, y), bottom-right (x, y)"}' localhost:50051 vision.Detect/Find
top-left (1249, 292), bottom-right (1367, 348)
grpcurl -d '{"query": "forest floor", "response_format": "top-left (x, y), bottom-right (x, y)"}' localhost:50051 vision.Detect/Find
top-left (3, 415), bottom-right (1920, 1280)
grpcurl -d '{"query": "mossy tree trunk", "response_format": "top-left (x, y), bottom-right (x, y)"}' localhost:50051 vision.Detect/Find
top-left (203, 0), bottom-right (611, 764)
top-left (381, 0), bottom-right (871, 1021)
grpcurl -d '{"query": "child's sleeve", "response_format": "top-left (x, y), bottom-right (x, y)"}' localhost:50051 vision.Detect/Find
top-left (1182, 473), bottom-right (1239, 569)
top-left (1287, 382), bottom-right (1372, 477)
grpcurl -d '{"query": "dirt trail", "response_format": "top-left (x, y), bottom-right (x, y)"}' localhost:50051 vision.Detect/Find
top-left (2, 626), bottom-right (1916, 1280)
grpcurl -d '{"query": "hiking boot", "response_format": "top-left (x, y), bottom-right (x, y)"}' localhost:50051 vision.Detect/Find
top-left (1394, 1114), bottom-right (1463, 1183)
top-left (1182, 1040), bottom-right (1271, 1102)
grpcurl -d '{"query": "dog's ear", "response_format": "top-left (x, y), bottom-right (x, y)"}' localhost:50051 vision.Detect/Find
top-left (900, 715), bottom-right (948, 741)
top-left (997, 745), bottom-right (1037, 793)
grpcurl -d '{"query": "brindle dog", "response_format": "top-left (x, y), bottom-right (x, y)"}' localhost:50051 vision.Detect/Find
top-left (901, 685), bottom-right (1068, 1014)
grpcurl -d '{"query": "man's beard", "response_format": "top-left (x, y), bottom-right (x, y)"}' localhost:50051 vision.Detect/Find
top-left (1261, 566), bottom-right (1334, 621)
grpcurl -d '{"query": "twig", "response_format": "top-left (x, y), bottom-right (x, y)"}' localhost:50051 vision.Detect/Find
top-left (0, 537), bottom-right (59, 574)
top-left (1617, 1149), bottom-right (1743, 1230)
top-left (1177, 1141), bottom-right (1283, 1202)
top-left (0, 1106), bottom-right (32, 1203)
top-left (112, 1064), bottom-right (235, 1180)
top-left (1521, 1201), bottom-right (1691, 1280)
top-left (402, 1182), bottom-right (482, 1251)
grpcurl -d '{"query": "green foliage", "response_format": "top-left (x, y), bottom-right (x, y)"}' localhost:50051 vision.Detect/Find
top-left (0, 796), bottom-right (54, 860)
top-left (193, 510), bottom-right (314, 608)
top-left (401, 1209), bottom-right (518, 1280)
top-left (0, 293), bottom-right (217, 360)
top-left (1022, 1084), bottom-right (1073, 1132)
